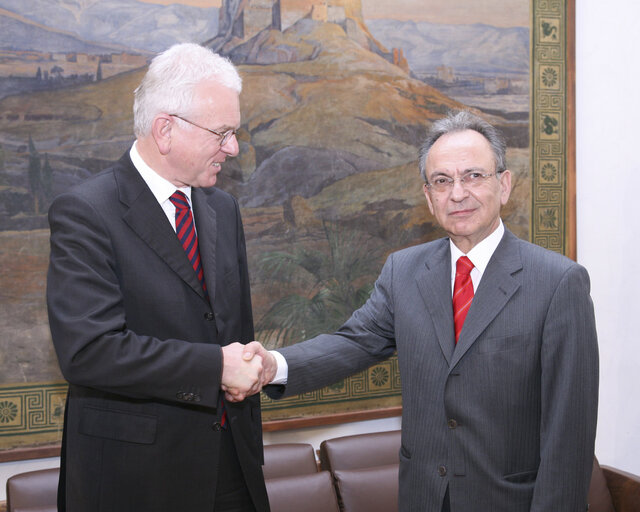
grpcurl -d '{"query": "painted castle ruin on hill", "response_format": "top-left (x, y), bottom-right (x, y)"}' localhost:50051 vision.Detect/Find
top-left (210, 0), bottom-right (408, 71)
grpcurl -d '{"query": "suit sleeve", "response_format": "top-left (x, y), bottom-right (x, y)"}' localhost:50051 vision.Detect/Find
top-left (234, 195), bottom-right (255, 344)
top-left (265, 253), bottom-right (398, 399)
top-left (531, 263), bottom-right (599, 511)
top-left (46, 191), bottom-right (224, 409)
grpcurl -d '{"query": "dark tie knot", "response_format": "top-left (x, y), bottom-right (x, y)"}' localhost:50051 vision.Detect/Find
top-left (170, 190), bottom-right (190, 211)
top-left (456, 256), bottom-right (474, 276)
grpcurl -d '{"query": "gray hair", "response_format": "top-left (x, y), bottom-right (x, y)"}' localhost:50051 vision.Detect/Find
top-left (133, 43), bottom-right (242, 137)
top-left (418, 110), bottom-right (507, 182)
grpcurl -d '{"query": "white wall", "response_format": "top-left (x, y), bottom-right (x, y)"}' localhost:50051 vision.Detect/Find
top-left (576, 0), bottom-right (640, 475)
top-left (2, 0), bottom-right (640, 502)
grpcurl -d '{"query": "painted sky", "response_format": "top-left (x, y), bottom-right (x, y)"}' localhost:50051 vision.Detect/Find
top-left (137, 0), bottom-right (529, 27)
top-left (362, 0), bottom-right (529, 27)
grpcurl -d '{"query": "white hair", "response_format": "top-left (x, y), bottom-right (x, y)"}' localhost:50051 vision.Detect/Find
top-left (133, 43), bottom-right (242, 137)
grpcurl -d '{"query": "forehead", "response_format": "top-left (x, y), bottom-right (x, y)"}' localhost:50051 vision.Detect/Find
top-left (426, 129), bottom-right (494, 174)
top-left (192, 80), bottom-right (241, 125)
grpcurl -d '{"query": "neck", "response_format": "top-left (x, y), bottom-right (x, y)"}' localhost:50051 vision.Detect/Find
top-left (135, 136), bottom-right (176, 185)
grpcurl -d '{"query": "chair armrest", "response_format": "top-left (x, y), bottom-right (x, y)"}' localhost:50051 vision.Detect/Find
top-left (601, 465), bottom-right (640, 512)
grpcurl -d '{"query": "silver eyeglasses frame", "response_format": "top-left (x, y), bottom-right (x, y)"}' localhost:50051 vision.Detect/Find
top-left (169, 114), bottom-right (237, 146)
top-left (425, 170), bottom-right (504, 193)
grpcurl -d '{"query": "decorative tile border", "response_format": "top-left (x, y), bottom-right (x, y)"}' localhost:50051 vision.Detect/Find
top-left (261, 356), bottom-right (401, 420)
top-left (531, 0), bottom-right (570, 254)
top-left (0, 382), bottom-right (66, 449)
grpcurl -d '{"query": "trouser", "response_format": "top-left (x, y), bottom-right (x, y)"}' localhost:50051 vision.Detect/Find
top-left (214, 427), bottom-right (257, 512)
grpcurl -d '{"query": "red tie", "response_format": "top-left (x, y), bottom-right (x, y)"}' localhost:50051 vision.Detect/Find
top-left (169, 191), bottom-right (208, 300)
top-left (170, 191), bottom-right (227, 427)
top-left (453, 256), bottom-right (474, 344)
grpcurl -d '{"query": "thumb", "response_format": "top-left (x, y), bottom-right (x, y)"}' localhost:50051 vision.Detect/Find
top-left (243, 341), bottom-right (261, 360)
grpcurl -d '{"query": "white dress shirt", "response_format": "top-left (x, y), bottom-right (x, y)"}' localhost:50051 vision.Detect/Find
top-left (449, 220), bottom-right (505, 294)
top-left (129, 142), bottom-right (194, 233)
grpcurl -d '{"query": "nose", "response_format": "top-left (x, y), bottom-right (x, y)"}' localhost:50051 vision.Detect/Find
top-left (450, 177), bottom-right (469, 201)
top-left (221, 132), bottom-right (239, 157)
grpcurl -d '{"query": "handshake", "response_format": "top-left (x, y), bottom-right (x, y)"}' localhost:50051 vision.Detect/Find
top-left (220, 342), bottom-right (277, 402)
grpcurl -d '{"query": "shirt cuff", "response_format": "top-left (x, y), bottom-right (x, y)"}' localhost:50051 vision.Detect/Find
top-left (270, 350), bottom-right (288, 384)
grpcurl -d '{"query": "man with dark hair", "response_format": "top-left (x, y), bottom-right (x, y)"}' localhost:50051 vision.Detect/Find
top-left (248, 110), bottom-right (599, 512)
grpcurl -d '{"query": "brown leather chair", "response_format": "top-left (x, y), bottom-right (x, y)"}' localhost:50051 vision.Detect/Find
top-left (263, 443), bottom-right (340, 512)
top-left (263, 442), bottom-right (318, 479)
top-left (319, 430), bottom-right (401, 512)
top-left (333, 463), bottom-right (399, 512)
top-left (265, 471), bottom-right (340, 512)
top-left (319, 430), bottom-right (401, 472)
top-left (6, 467), bottom-right (58, 512)
top-left (588, 456), bottom-right (640, 512)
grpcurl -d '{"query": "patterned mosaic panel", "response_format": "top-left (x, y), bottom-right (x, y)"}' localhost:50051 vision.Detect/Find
top-left (261, 355), bottom-right (402, 420)
top-left (0, 383), bottom-right (66, 450)
top-left (531, 0), bottom-right (569, 254)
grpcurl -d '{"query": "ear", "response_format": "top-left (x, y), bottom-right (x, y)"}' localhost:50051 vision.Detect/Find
top-left (151, 114), bottom-right (173, 156)
top-left (423, 183), bottom-right (435, 215)
top-left (499, 169), bottom-right (512, 206)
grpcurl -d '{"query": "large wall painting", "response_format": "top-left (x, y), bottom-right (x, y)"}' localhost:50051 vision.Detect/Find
top-left (0, 0), bottom-right (573, 456)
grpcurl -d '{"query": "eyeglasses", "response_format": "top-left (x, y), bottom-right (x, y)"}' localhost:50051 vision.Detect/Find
top-left (425, 171), bottom-right (502, 193)
top-left (170, 114), bottom-right (237, 146)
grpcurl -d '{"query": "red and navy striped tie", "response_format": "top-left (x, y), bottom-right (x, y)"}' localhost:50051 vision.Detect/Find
top-left (169, 190), bottom-right (208, 300)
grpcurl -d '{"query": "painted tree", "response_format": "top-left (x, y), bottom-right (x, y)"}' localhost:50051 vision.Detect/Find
top-left (256, 222), bottom-right (382, 348)
top-left (50, 65), bottom-right (64, 80)
top-left (27, 135), bottom-right (42, 213)
top-left (41, 153), bottom-right (53, 201)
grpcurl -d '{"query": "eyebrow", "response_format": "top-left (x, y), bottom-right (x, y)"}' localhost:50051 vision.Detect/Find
top-left (216, 124), bottom-right (239, 132)
top-left (430, 167), bottom-right (487, 177)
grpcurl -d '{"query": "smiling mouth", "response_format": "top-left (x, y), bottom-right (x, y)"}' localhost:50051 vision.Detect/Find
top-left (450, 209), bottom-right (475, 216)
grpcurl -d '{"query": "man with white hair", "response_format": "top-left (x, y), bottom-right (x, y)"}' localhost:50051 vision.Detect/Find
top-left (47, 43), bottom-right (270, 511)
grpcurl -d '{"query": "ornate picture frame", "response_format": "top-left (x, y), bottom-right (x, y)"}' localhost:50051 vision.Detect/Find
top-left (0, 0), bottom-right (575, 459)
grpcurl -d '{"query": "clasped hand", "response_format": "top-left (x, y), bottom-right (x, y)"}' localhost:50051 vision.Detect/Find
top-left (221, 342), bottom-right (276, 402)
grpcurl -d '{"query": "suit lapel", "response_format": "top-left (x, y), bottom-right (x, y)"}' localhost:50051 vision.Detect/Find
top-left (416, 240), bottom-right (456, 365)
top-left (115, 153), bottom-right (206, 300)
top-left (450, 230), bottom-right (522, 368)
top-left (192, 188), bottom-right (217, 306)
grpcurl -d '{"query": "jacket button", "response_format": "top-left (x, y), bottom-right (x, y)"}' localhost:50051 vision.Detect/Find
top-left (204, 312), bottom-right (214, 321)
top-left (438, 465), bottom-right (447, 476)
top-left (212, 422), bottom-right (222, 431)
top-left (448, 419), bottom-right (458, 429)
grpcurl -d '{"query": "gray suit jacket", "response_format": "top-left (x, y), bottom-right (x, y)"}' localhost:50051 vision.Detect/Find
top-left (268, 229), bottom-right (598, 512)
top-left (47, 152), bottom-right (269, 512)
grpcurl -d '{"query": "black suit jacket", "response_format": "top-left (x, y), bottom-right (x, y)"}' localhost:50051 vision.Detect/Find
top-left (47, 151), bottom-right (269, 511)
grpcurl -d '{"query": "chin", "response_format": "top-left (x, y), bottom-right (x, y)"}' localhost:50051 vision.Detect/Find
top-left (200, 175), bottom-right (218, 188)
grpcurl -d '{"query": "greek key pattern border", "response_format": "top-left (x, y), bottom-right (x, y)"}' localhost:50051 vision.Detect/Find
top-left (0, 383), bottom-right (66, 443)
top-left (261, 355), bottom-right (401, 412)
top-left (531, 0), bottom-right (568, 254)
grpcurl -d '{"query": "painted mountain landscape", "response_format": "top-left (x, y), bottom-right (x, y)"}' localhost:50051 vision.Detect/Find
top-left (0, 0), bottom-right (531, 433)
